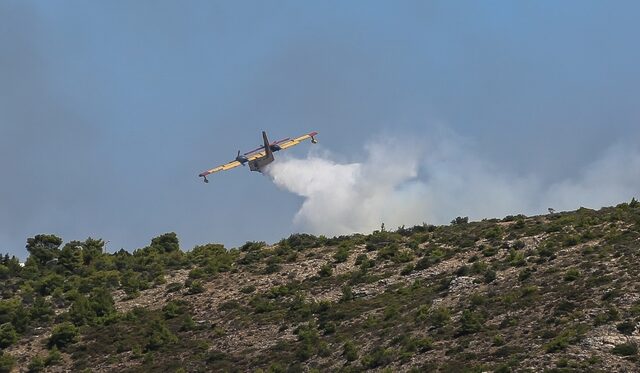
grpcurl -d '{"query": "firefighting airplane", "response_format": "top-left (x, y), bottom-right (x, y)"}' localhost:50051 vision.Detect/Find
top-left (198, 131), bottom-right (318, 183)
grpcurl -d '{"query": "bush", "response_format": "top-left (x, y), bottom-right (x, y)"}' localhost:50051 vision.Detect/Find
top-left (611, 342), bottom-right (637, 356)
top-left (250, 296), bottom-right (276, 314)
top-left (340, 285), bottom-right (354, 302)
top-left (508, 250), bottom-right (525, 267)
top-left (145, 319), bottom-right (178, 351)
top-left (27, 356), bottom-right (45, 373)
top-left (616, 321), bottom-right (635, 336)
top-left (45, 347), bottom-right (62, 366)
top-left (400, 264), bottom-right (414, 276)
top-left (318, 264), bottom-right (333, 277)
top-left (458, 309), bottom-right (484, 335)
top-left (48, 322), bottom-right (78, 349)
top-left (240, 285), bottom-right (256, 294)
top-left (186, 280), bottom-right (204, 294)
top-left (162, 300), bottom-right (188, 319)
top-left (544, 327), bottom-right (584, 353)
top-left (415, 305), bottom-right (430, 323)
top-left (563, 268), bottom-right (581, 282)
top-left (361, 347), bottom-right (395, 369)
top-left (165, 282), bottom-right (183, 293)
top-left (333, 245), bottom-right (350, 263)
top-left (263, 262), bottom-right (281, 274)
top-left (451, 216), bottom-right (469, 225)
top-left (484, 269), bottom-right (497, 283)
top-left (343, 340), bottom-right (359, 361)
top-left (0, 323), bottom-right (17, 348)
top-left (0, 352), bottom-right (15, 373)
top-left (429, 307), bottom-right (451, 328)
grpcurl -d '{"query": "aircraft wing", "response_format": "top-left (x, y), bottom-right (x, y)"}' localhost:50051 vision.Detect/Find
top-left (244, 137), bottom-right (291, 156)
top-left (278, 131), bottom-right (319, 150)
top-left (246, 150), bottom-right (267, 161)
top-left (199, 160), bottom-right (242, 178)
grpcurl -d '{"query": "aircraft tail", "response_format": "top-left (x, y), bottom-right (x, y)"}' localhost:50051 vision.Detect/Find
top-left (262, 131), bottom-right (273, 158)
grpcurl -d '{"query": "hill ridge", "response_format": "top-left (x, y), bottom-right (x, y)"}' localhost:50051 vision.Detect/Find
top-left (1, 201), bottom-right (640, 372)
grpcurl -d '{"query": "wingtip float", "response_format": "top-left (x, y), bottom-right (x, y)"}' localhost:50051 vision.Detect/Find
top-left (199, 131), bottom-right (318, 183)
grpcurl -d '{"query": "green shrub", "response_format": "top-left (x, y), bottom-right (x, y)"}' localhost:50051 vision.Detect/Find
top-left (429, 307), bottom-right (451, 328)
top-left (400, 335), bottom-right (433, 353)
top-left (481, 246), bottom-right (498, 257)
top-left (594, 306), bottom-right (620, 326)
top-left (45, 347), bottom-right (62, 366)
top-left (563, 268), bottom-right (581, 282)
top-left (240, 285), bottom-right (256, 294)
top-left (294, 323), bottom-right (320, 360)
top-left (27, 356), bottom-right (45, 373)
top-left (333, 245), bottom-right (350, 263)
top-left (611, 342), bottom-right (637, 356)
top-left (340, 285), bottom-right (354, 302)
top-left (343, 340), bottom-right (359, 361)
top-left (48, 322), bottom-right (78, 349)
top-left (250, 296), bottom-right (276, 313)
top-left (188, 267), bottom-right (206, 279)
top-left (543, 327), bottom-right (585, 353)
top-left (318, 264), bottom-right (333, 277)
top-left (518, 268), bottom-right (532, 282)
top-left (145, 319), bottom-right (178, 351)
top-left (0, 352), bottom-right (15, 373)
top-left (264, 262), bottom-right (281, 274)
top-left (354, 254), bottom-right (368, 265)
top-left (165, 282), bottom-right (183, 293)
top-left (400, 264), bottom-right (414, 276)
top-left (361, 347), bottom-right (395, 369)
top-left (451, 217), bottom-right (469, 225)
top-left (383, 305), bottom-right (399, 321)
top-left (484, 269), bottom-right (497, 283)
top-left (162, 300), bottom-right (188, 319)
top-left (0, 323), bottom-right (17, 348)
top-left (458, 309), bottom-right (484, 335)
top-left (508, 250), bottom-right (525, 267)
top-left (186, 280), bottom-right (204, 294)
top-left (616, 321), bottom-right (635, 336)
top-left (415, 305), bottom-right (430, 323)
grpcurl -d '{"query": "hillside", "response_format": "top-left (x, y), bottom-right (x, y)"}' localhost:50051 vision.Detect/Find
top-left (1, 200), bottom-right (640, 372)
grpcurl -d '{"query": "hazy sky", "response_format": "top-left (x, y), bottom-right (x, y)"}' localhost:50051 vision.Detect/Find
top-left (1, 1), bottom-right (639, 258)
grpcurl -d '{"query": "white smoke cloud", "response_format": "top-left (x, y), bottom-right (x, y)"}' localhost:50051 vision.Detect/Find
top-left (265, 131), bottom-right (640, 236)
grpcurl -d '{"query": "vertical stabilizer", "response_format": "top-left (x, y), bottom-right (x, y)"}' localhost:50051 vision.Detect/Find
top-left (262, 131), bottom-right (273, 158)
top-left (249, 131), bottom-right (275, 172)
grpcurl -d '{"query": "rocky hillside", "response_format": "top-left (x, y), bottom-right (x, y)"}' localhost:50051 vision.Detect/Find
top-left (1, 200), bottom-right (640, 372)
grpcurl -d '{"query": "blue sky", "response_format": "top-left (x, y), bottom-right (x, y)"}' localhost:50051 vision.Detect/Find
top-left (1, 1), bottom-right (639, 258)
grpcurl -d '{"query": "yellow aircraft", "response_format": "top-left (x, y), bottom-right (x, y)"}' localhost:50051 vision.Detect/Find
top-left (198, 131), bottom-right (318, 183)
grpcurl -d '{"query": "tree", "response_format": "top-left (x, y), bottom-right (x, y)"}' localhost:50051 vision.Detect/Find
top-left (89, 288), bottom-right (115, 318)
top-left (69, 296), bottom-right (94, 326)
top-left (81, 238), bottom-right (105, 266)
top-left (26, 234), bottom-right (62, 266)
top-left (145, 319), bottom-right (177, 351)
top-left (150, 233), bottom-right (180, 253)
top-left (58, 242), bottom-right (84, 274)
top-left (450, 216), bottom-right (469, 225)
top-left (48, 322), bottom-right (78, 349)
top-left (0, 323), bottom-right (17, 348)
